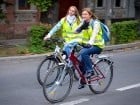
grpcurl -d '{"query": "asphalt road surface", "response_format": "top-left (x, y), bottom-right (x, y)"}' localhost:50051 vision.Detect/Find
top-left (0, 49), bottom-right (140, 105)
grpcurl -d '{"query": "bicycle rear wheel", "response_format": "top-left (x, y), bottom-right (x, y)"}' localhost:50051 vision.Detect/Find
top-left (43, 64), bottom-right (73, 103)
top-left (37, 56), bottom-right (60, 86)
top-left (89, 59), bottom-right (113, 94)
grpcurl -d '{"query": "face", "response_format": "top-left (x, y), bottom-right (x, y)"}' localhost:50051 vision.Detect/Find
top-left (82, 11), bottom-right (92, 22)
top-left (68, 7), bottom-right (76, 16)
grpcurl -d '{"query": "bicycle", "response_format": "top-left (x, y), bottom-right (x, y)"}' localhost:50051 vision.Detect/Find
top-left (37, 38), bottom-right (79, 86)
top-left (43, 43), bottom-right (114, 103)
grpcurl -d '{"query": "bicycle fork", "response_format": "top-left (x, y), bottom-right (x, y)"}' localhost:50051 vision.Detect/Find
top-left (47, 65), bottom-right (67, 95)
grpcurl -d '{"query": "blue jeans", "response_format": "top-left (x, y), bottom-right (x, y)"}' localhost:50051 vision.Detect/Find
top-left (79, 45), bottom-right (102, 74)
top-left (63, 42), bottom-right (78, 57)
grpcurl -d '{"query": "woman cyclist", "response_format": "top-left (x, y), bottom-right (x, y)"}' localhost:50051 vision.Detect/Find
top-left (44, 6), bottom-right (82, 57)
top-left (75, 8), bottom-right (105, 89)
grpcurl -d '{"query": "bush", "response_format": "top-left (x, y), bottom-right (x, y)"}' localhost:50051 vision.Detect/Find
top-left (17, 45), bottom-right (29, 54)
top-left (28, 23), bottom-right (62, 54)
top-left (111, 20), bottom-right (140, 44)
top-left (28, 24), bottom-right (51, 53)
top-left (137, 20), bottom-right (140, 40)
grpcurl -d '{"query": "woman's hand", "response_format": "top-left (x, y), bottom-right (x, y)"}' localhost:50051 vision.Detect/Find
top-left (44, 34), bottom-right (51, 41)
top-left (82, 43), bottom-right (92, 48)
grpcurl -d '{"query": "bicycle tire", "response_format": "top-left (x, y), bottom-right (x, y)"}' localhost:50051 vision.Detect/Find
top-left (89, 58), bottom-right (113, 94)
top-left (43, 64), bottom-right (73, 103)
top-left (37, 55), bottom-right (60, 86)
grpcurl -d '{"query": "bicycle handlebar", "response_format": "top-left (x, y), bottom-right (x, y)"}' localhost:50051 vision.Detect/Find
top-left (45, 37), bottom-right (92, 48)
top-left (45, 38), bottom-right (65, 43)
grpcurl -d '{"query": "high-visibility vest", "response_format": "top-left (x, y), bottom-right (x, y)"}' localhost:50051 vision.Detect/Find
top-left (82, 24), bottom-right (105, 48)
top-left (60, 18), bottom-right (83, 43)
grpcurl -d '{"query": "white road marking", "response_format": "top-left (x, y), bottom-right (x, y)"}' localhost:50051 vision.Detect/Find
top-left (116, 83), bottom-right (140, 91)
top-left (59, 98), bottom-right (89, 105)
top-left (58, 83), bottom-right (140, 105)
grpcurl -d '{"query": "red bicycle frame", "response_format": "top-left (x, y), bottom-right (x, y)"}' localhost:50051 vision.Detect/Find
top-left (69, 50), bottom-right (105, 84)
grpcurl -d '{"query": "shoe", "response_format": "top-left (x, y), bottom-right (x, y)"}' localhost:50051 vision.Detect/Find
top-left (78, 79), bottom-right (86, 89)
top-left (78, 84), bottom-right (85, 89)
top-left (85, 71), bottom-right (94, 78)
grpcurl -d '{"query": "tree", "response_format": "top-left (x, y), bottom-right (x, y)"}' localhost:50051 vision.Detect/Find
top-left (28, 0), bottom-right (52, 21)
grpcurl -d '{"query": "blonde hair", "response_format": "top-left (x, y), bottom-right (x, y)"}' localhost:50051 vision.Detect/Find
top-left (66, 6), bottom-right (81, 23)
top-left (82, 8), bottom-right (98, 19)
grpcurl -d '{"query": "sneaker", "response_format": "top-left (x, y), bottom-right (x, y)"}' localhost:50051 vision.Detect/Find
top-left (78, 79), bottom-right (86, 89)
top-left (78, 84), bottom-right (85, 89)
top-left (85, 71), bottom-right (94, 78)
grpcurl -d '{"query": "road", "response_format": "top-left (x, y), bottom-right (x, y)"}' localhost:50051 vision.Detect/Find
top-left (0, 49), bottom-right (140, 105)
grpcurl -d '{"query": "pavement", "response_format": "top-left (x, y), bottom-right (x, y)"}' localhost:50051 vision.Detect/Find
top-left (0, 39), bottom-right (140, 61)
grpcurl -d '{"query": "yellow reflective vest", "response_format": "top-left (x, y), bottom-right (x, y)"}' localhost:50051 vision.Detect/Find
top-left (60, 18), bottom-right (83, 43)
top-left (81, 21), bottom-right (105, 49)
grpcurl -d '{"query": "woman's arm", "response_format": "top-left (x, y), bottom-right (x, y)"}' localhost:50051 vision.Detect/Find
top-left (47, 21), bottom-right (62, 37)
top-left (75, 20), bottom-right (89, 33)
top-left (88, 20), bottom-right (100, 45)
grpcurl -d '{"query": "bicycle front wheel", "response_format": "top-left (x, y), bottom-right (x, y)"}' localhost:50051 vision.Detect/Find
top-left (37, 56), bottom-right (60, 86)
top-left (71, 66), bottom-right (79, 81)
top-left (89, 59), bottom-right (113, 94)
top-left (43, 64), bottom-right (73, 103)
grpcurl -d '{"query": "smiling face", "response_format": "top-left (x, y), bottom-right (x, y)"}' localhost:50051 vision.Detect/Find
top-left (68, 6), bottom-right (77, 16)
top-left (81, 8), bottom-right (96, 22)
top-left (82, 11), bottom-right (92, 22)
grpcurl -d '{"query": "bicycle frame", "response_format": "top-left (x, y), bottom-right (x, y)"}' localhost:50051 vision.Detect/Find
top-left (42, 42), bottom-right (114, 103)
top-left (48, 39), bottom-right (110, 83)
top-left (48, 44), bottom-right (67, 64)
top-left (69, 49), bottom-right (106, 84)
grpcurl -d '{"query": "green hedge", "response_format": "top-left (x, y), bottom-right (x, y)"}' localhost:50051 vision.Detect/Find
top-left (111, 20), bottom-right (140, 44)
top-left (28, 24), bottom-right (62, 53)
top-left (28, 20), bottom-right (140, 53)
top-left (28, 24), bottom-right (50, 53)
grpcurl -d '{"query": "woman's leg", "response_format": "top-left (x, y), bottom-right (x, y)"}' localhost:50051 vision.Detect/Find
top-left (63, 44), bottom-right (71, 58)
top-left (63, 42), bottom-right (78, 57)
top-left (80, 46), bottom-right (102, 75)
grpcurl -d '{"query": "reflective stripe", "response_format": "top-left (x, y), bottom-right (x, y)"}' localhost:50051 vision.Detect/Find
top-left (64, 36), bottom-right (82, 39)
top-left (94, 39), bottom-right (103, 43)
top-left (63, 34), bottom-right (82, 43)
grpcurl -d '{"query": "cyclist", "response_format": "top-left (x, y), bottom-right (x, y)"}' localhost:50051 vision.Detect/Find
top-left (44, 6), bottom-right (82, 57)
top-left (75, 8), bottom-right (105, 89)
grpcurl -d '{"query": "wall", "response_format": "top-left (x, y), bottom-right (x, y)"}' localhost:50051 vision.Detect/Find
top-left (85, 0), bottom-right (135, 20)
top-left (0, 0), bottom-right (39, 39)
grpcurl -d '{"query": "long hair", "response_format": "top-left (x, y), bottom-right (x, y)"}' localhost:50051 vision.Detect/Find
top-left (66, 6), bottom-right (81, 23)
top-left (82, 8), bottom-right (98, 19)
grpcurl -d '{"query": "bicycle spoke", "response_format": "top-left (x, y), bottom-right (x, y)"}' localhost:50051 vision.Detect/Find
top-left (47, 81), bottom-right (61, 97)
top-left (89, 59), bottom-right (113, 94)
top-left (43, 64), bottom-right (73, 103)
top-left (37, 57), bottom-right (59, 86)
